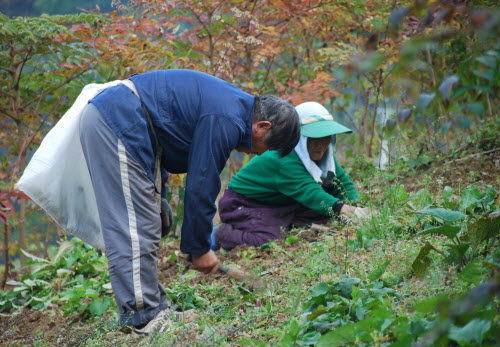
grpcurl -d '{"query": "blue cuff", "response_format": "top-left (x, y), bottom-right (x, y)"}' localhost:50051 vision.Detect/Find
top-left (210, 226), bottom-right (220, 251)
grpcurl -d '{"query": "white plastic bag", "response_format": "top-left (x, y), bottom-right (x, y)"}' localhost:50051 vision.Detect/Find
top-left (17, 80), bottom-right (124, 251)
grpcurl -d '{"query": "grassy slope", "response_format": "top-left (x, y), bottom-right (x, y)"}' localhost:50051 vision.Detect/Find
top-left (1, 136), bottom-right (499, 346)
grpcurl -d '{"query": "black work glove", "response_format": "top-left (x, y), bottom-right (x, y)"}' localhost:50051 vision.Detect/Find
top-left (160, 198), bottom-right (173, 238)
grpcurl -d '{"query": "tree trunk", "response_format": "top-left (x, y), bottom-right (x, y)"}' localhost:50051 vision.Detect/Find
top-left (358, 89), bottom-right (370, 149)
top-left (19, 202), bottom-right (25, 265)
top-left (1, 222), bottom-right (9, 289)
top-left (368, 87), bottom-right (380, 158)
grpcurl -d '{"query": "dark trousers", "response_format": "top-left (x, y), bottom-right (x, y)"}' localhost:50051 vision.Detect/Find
top-left (215, 188), bottom-right (330, 250)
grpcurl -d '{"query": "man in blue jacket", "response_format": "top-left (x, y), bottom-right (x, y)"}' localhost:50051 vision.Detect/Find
top-left (78, 69), bottom-right (300, 335)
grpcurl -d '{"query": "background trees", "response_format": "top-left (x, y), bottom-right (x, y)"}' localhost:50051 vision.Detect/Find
top-left (0, 0), bottom-right (113, 16)
top-left (0, 13), bottom-right (103, 278)
top-left (0, 2), bottom-right (499, 345)
top-left (0, 0), bottom-right (498, 277)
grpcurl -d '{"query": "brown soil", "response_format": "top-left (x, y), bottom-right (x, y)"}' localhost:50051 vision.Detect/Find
top-left (0, 308), bottom-right (140, 346)
top-left (1, 144), bottom-right (498, 346)
top-left (355, 145), bottom-right (500, 200)
top-left (399, 148), bottom-right (500, 193)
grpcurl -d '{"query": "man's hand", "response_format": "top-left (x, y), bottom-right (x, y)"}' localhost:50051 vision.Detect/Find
top-left (192, 250), bottom-right (220, 274)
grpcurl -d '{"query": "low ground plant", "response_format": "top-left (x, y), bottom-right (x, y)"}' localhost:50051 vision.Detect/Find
top-left (1, 147), bottom-right (499, 346)
top-left (0, 239), bottom-right (114, 319)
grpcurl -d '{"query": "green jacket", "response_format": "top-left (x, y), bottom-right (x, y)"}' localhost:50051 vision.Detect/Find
top-left (228, 150), bottom-right (359, 216)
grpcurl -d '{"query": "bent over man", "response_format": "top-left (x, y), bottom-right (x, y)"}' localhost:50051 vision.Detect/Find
top-left (79, 69), bottom-right (300, 334)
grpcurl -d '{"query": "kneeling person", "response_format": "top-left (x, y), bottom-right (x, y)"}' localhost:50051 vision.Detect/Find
top-left (212, 101), bottom-right (369, 250)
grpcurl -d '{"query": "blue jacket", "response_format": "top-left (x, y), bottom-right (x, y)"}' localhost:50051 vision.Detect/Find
top-left (90, 69), bottom-right (255, 254)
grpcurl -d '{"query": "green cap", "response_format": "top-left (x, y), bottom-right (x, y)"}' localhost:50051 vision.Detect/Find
top-left (295, 102), bottom-right (352, 138)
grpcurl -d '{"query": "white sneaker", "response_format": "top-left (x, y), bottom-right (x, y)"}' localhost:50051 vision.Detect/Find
top-left (133, 308), bottom-right (196, 336)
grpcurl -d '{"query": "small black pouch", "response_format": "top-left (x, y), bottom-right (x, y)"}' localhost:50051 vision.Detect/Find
top-left (160, 198), bottom-right (173, 238)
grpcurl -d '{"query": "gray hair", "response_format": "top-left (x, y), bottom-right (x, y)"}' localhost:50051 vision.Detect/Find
top-left (254, 95), bottom-right (300, 157)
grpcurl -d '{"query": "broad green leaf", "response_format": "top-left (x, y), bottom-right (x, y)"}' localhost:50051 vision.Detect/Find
top-left (385, 119), bottom-right (397, 132)
top-left (85, 289), bottom-right (100, 297)
top-left (411, 242), bottom-right (435, 279)
top-left (354, 315), bottom-right (389, 341)
top-left (408, 316), bottom-right (434, 337)
top-left (287, 319), bottom-right (301, 337)
top-left (474, 84), bottom-right (494, 95)
top-left (89, 297), bottom-right (110, 316)
top-left (444, 243), bottom-right (470, 265)
top-left (448, 319), bottom-right (491, 344)
top-left (438, 75), bottom-right (459, 99)
top-left (417, 225), bottom-right (460, 240)
top-left (20, 249), bottom-right (50, 264)
top-left (453, 85), bottom-right (471, 98)
top-left (486, 49), bottom-right (500, 58)
top-left (455, 115), bottom-right (472, 130)
top-left (465, 216), bottom-right (500, 248)
top-left (413, 294), bottom-right (449, 314)
top-left (442, 186), bottom-right (453, 202)
top-left (29, 279), bottom-right (49, 287)
top-left (380, 317), bottom-right (396, 334)
top-left (307, 305), bottom-right (329, 320)
top-left (335, 277), bottom-right (360, 299)
top-left (476, 55), bottom-right (496, 68)
top-left (368, 260), bottom-right (391, 282)
top-left (355, 298), bottom-right (367, 320)
top-left (317, 324), bottom-right (358, 347)
top-left (460, 187), bottom-right (483, 210)
top-left (53, 241), bottom-right (76, 263)
top-left (441, 121), bottom-right (452, 135)
top-left (59, 292), bottom-right (76, 301)
top-left (298, 332), bottom-right (322, 345)
top-left (285, 236), bottom-right (300, 245)
top-left (24, 279), bottom-right (38, 287)
top-left (467, 102), bottom-right (485, 117)
top-left (56, 269), bottom-right (73, 277)
top-left (32, 264), bottom-right (51, 274)
top-left (416, 93), bottom-right (435, 114)
top-left (459, 259), bottom-right (487, 284)
top-left (396, 108), bottom-right (412, 124)
top-left (370, 287), bottom-right (394, 299)
top-left (415, 208), bottom-right (466, 222)
top-left (484, 187), bottom-right (498, 204)
top-left (473, 67), bottom-right (494, 81)
top-left (29, 296), bottom-right (47, 304)
top-left (13, 287), bottom-right (28, 293)
top-left (386, 334), bottom-right (413, 347)
top-left (309, 282), bottom-right (329, 298)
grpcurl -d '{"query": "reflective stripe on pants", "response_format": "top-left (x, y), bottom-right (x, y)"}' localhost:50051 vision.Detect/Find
top-left (79, 103), bottom-right (167, 326)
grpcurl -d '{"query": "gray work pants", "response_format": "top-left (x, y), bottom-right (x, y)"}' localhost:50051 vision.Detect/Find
top-left (79, 103), bottom-right (167, 326)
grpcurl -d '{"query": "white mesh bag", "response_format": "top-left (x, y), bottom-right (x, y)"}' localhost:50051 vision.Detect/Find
top-left (17, 80), bottom-right (124, 251)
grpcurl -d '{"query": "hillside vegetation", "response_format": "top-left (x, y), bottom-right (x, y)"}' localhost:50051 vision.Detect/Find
top-left (1, 1), bottom-right (499, 346)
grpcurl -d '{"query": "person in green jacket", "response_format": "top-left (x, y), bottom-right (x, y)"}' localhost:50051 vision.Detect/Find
top-left (211, 101), bottom-right (372, 250)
